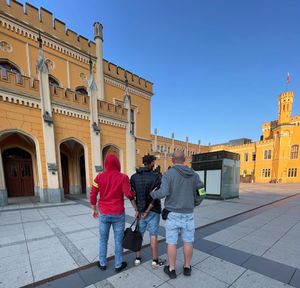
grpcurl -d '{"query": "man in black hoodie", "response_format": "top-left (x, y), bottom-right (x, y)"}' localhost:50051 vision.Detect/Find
top-left (130, 155), bottom-right (164, 269)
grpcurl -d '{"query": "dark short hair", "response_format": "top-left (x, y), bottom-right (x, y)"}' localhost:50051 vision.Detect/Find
top-left (142, 154), bottom-right (156, 165)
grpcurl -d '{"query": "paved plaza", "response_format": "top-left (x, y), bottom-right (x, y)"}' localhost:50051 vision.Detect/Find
top-left (0, 183), bottom-right (300, 288)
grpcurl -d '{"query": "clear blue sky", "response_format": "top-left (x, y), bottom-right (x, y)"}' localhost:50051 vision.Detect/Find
top-left (18, 0), bottom-right (300, 145)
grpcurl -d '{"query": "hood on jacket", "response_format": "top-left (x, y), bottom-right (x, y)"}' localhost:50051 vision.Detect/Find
top-left (173, 165), bottom-right (194, 178)
top-left (104, 154), bottom-right (121, 172)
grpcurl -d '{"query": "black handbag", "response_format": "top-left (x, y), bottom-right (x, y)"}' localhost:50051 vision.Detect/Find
top-left (122, 219), bottom-right (143, 252)
top-left (161, 208), bottom-right (170, 220)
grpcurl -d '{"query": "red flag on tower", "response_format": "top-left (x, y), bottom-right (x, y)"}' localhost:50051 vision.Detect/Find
top-left (287, 72), bottom-right (291, 84)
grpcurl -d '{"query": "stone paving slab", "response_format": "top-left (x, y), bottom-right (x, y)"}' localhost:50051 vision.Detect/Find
top-left (195, 255), bottom-right (246, 285)
top-left (0, 184), bottom-right (300, 287)
top-left (231, 270), bottom-right (295, 288)
top-left (242, 255), bottom-right (296, 284)
top-left (290, 269), bottom-right (300, 288)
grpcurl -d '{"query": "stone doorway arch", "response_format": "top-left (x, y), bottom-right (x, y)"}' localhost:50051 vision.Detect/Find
top-left (59, 139), bottom-right (87, 195)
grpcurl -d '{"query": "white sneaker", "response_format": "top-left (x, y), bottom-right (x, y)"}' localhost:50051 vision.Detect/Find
top-left (134, 258), bottom-right (141, 266)
top-left (152, 258), bottom-right (166, 269)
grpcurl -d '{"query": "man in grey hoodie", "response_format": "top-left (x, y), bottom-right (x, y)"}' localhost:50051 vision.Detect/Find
top-left (150, 150), bottom-right (204, 279)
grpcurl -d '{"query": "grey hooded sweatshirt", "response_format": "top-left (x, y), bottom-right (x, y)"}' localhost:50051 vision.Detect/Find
top-left (150, 165), bottom-right (204, 214)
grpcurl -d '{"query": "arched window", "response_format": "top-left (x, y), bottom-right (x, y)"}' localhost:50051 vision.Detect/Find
top-left (48, 75), bottom-right (60, 87)
top-left (0, 60), bottom-right (21, 79)
top-left (290, 145), bottom-right (299, 159)
top-left (75, 86), bottom-right (88, 95)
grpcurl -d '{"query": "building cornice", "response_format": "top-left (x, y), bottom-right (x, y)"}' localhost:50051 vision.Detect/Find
top-left (104, 75), bottom-right (153, 100)
top-left (0, 89), bottom-right (40, 108)
top-left (52, 104), bottom-right (90, 120)
top-left (99, 116), bottom-right (127, 129)
top-left (136, 136), bottom-right (152, 142)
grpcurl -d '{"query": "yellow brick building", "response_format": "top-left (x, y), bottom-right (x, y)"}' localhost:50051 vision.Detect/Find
top-left (153, 92), bottom-right (300, 184)
top-left (0, 1), bottom-right (153, 205)
top-left (210, 91), bottom-right (300, 183)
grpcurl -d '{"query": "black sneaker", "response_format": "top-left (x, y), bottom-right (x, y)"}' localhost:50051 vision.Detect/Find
top-left (115, 261), bottom-right (127, 273)
top-left (183, 266), bottom-right (192, 276)
top-left (97, 262), bottom-right (106, 271)
top-left (163, 265), bottom-right (177, 279)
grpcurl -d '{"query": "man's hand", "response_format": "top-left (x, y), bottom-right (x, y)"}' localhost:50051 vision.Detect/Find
top-left (141, 211), bottom-right (149, 219)
top-left (151, 187), bottom-right (158, 193)
top-left (134, 210), bottom-right (139, 219)
top-left (91, 206), bottom-right (99, 219)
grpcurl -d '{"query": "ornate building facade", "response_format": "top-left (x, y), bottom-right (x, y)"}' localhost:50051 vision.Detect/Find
top-left (210, 91), bottom-right (300, 184)
top-left (153, 91), bottom-right (300, 184)
top-left (0, 2), bottom-right (299, 206)
top-left (0, 1), bottom-right (153, 205)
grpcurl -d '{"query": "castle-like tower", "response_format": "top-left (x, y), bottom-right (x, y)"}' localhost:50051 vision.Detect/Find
top-left (278, 91), bottom-right (294, 125)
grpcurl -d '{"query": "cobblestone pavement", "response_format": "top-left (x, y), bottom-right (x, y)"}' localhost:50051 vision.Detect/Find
top-left (0, 183), bottom-right (299, 288)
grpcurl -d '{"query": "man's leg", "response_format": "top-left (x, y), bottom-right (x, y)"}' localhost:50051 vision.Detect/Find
top-left (167, 243), bottom-right (177, 270)
top-left (181, 213), bottom-right (195, 276)
top-left (99, 214), bottom-right (111, 267)
top-left (134, 217), bottom-right (146, 265)
top-left (183, 242), bottom-right (193, 267)
top-left (148, 212), bottom-right (165, 268)
top-left (164, 212), bottom-right (179, 279)
top-left (165, 212), bottom-right (179, 270)
top-left (150, 235), bottom-right (158, 260)
top-left (112, 214), bottom-right (125, 269)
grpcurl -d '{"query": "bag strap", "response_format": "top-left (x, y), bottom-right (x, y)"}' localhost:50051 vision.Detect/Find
top-left (130, 218), bottom-right (140, 232)
top-left (130, 218), bottom-right (137, 229)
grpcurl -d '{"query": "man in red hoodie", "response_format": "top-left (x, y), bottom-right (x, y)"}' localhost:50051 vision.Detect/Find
top-left (90, 154), bottom-right (137, 272)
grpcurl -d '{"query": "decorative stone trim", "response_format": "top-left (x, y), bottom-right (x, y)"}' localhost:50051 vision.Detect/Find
top-left (135, 136), bottom-right (152, 142)
top-left (99, 116), bottom-right (127, 129)
top-left (52, 105), bottom-right (90, 120)
top-left (0, 40), bottom-right (13, 52)
top-left (45, 59), bottom-right (55, 71)
top-left (0, 90), bottom-right (40, 108)
top-left (0, 15), bottom-right (93, 64)
top-left (105, 76), bottom-right (152, 100)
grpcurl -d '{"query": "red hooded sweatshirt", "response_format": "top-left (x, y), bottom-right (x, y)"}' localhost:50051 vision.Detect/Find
top-left (90, 154), bottom-right (135, 214)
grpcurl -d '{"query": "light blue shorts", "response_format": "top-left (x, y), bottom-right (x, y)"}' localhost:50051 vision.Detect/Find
top-left (166, 212), bottom-right (195, 244)
top-left (138, 211), bottom-right (160, 236)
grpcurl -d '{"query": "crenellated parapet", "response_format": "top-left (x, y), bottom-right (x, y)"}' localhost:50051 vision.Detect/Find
top-left (279, 91), bottom-right (294, 98)
top-left (97, 100), bottom-right (128, 122)
top-left (0, 0), bottom-right (96, 57)
top-left (0, 69), bottom-right (39, 97)
top-left (49, 85), bottom-right (89, 111)
top-left (103, 61), bottom-right (153, 94)
top-left (256, 139), bottom-right (274, 146)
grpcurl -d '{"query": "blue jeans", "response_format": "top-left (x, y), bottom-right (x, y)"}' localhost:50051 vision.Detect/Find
top-left (99, 214), bottom-right (125, 268)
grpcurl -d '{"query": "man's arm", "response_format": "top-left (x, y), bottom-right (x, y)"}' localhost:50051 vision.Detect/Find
top-left (123, 175), bottom-right (139, 218)
top-left (194, 174), bottom-right (204, 206)
top-left (90, 178), bottom-right (99, 218)
top-left (150, 173), bottom-right (170, 199)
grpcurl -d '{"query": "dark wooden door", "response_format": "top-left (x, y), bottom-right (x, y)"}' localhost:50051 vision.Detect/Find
top-left (61, 153), bottom-right (69, 194)
top-left (80, 155), bottom-right (86, 193)
top-left (3, 149), bottom-right (34, 197)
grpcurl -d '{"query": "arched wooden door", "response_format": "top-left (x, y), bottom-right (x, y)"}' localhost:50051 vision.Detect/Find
top-left (3, 148), bottom-right (34, 197)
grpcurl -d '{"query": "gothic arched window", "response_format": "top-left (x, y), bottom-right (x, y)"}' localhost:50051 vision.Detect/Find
top-left (0, 60), bottom-right (20, 79)
top-left (75, 86), bottom-right (88, 95)
top-left (48, 75), bottom-right (60, 87)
